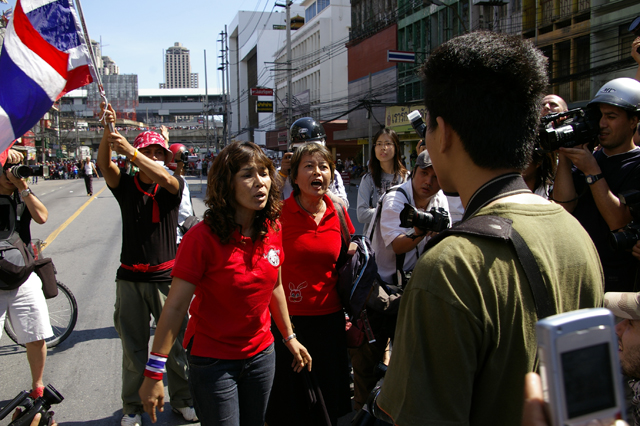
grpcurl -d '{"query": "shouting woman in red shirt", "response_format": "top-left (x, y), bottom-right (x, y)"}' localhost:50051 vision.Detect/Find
top-left (139, 141), bottom-right (311, 426)
top-left (267, 142), bottom-right (354, 426)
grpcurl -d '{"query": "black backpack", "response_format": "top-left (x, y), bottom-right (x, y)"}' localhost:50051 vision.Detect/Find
top-left (0, 195), bottom-right (35, 290)
top-left (335, 206), bottom-right (402, 344)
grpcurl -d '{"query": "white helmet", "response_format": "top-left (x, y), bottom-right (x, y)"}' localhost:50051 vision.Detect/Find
top-left (588, 78), bottom-right (640, 113)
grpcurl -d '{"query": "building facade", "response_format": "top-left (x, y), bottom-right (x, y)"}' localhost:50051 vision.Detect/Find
top-left (164, 42), bottom-right (198, 89)
top-left (228, 9), bottom-right (306, 145)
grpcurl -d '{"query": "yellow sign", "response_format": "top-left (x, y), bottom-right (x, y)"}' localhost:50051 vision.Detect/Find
top-left (385, 105), bottom-right (426, 132)
top-left (257, 101), bottom-right (274, 113)
top-left (357, 138), bottom-right (369, 145)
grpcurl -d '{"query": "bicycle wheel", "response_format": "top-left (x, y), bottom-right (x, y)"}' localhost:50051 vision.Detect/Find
top-left (3, 281), bottom-right (78, 348)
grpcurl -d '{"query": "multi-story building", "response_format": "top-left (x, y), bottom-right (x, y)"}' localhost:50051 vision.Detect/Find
top-left (164, 42), bottom-right (198, 89)
top-left (269, 0), bottom-right (352, 156)
top-left (335, 0), bottom-right (400, 164)
top-left (102, 56), bottom-right (120, 75)
top-left (190, 73), bottom-right (199, 89)
top-left (338, 0), bottom-right (640, 166)
top-left (228, 8), bottom-right (304, 146)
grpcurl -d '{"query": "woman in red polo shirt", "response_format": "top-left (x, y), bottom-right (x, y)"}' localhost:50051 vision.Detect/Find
top-left (266, 142), bottom-right (354, 426)
top-left (138, 141), bottom-right (311, 426)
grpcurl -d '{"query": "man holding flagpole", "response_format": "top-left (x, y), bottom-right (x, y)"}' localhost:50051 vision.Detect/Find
top-left (98, 103), bottom-right (197, 426)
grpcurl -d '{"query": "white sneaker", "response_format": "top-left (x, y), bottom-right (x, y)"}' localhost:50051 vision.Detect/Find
top-left (173, 406), bottom-right (199, 422)
top-left (121, 414), bottom-right (141, 426)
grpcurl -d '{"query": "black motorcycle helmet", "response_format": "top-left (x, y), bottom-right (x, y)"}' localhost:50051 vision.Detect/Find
top-left (289, 117), bottom-right (326, 150)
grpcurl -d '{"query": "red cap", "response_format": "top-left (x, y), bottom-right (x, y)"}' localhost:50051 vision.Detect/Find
top-left (133, 131), bottom-right (173, 163)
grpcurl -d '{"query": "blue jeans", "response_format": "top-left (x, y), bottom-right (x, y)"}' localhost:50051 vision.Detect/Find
top-left (188, 342), bottom-right (276, 426)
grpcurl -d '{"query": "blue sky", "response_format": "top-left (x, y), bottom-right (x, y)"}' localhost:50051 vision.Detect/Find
top-left (1, 0), bottom-right (275, 90)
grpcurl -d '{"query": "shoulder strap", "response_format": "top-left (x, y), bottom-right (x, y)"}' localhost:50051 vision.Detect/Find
top-left (335, 203), bottom-right (351, 270)
top-left (426, 215), bottom-right (555, 320)
top-left (368, 186), bottom-right (410, 241)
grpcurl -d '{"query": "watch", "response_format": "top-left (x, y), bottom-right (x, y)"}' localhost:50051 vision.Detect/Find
top-left (585, 174), bottom-right (604, 185)
top-left (20, 188), bottom-right (32, 198)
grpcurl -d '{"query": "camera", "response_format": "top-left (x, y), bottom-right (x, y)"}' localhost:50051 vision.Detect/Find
top-left (408, 110), bottom-right (426, 139)
top-left (537, 107), bottom-right (601, 152)
top-left (536, 308), bottom-right (625, 426)
top-left (0, 384), bottom-right (63, 426)
top-left (7, 165), bottom-right (46, 179)
top-left (609, 190), bottom-right (640, 251)
top-left (399, 203), bottom-right (450, 233)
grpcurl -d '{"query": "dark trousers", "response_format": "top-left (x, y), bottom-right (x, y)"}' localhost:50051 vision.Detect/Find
top-left (84, 175), bottom-right (93, 195)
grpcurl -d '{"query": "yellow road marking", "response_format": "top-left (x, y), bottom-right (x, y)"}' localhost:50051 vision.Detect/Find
top-left (41, 185), bottom-right (108, 252)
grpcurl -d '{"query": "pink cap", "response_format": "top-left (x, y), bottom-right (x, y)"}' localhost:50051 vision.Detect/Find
top-left (133, 131), bottom-right (173, 163)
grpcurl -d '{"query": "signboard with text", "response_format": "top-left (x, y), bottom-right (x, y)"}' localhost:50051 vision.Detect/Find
top-left (257, 101), bottom-right (274, 113)
top-left (251, 87), bottom-right (274, 96)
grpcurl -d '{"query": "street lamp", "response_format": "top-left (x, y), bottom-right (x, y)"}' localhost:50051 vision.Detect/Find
top-left (423, 0), bottom-right (468, 33)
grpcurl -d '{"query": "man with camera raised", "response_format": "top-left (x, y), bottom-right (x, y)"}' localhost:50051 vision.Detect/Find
top-left (554, 78), bottom-right (640, 293)
top-left (0, 149), bottom-right (51, 400)
top-left (367, 31), bottom-right (603, 426)
top-left (369, 149), bottom-right (449, 286)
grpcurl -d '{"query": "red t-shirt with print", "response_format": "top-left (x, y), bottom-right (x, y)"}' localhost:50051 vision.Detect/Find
top-left (281, 194), bottom-right (354, 316)
top-left (172, 220), bottom-right (284, 359)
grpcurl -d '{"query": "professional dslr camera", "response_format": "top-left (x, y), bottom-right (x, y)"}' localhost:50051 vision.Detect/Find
top-left (610, 190), bottom-right (640, 251)
top-left (399, 203), bottom-right (450, 233)
top-left (4, 164), bottom-right (47, 179)
top-left (0, 384), bottom-right (63, 426)
top-left (537, 107), bottom-right (601, 152)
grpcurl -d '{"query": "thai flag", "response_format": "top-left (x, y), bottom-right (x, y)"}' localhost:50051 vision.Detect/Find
top-left (0, 0), bottom-right (94, 153)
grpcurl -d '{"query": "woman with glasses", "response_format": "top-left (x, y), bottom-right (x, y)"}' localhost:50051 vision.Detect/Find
top-left (356, 128), bottom-right (407, 238)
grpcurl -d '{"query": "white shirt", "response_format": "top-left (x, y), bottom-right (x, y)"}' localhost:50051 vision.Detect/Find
top-left (370, 179), bottom-right (449, 284)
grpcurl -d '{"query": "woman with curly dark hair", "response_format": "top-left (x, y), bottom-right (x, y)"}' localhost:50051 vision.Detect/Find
top-left (139, 141), bottom-right (311, 426)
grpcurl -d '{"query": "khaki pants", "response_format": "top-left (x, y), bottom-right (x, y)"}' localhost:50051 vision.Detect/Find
top-left (114, 279), bottom-right (192, 415)
top-left (349, 337), bottom-right (389, 411)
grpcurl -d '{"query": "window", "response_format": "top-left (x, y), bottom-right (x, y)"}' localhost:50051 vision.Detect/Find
top-left (305, 2), bottom-right (317, 22)
top-left (317, 0), bottom-right (330, 14)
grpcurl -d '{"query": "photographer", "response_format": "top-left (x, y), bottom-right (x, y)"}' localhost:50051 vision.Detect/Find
top-left (553, 77), bottom-right (640, 293)
top-left (370, 150), bottom-right (449, 286)
top-left (0, 149), bottom-right (51, 400)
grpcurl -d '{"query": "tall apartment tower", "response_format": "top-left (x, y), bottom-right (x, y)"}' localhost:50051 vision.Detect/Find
top-left (164, 42), bottom-right (198, 88)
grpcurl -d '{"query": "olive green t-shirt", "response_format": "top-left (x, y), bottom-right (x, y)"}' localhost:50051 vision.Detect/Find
top-left (377, 202), bottom-right (604, 426)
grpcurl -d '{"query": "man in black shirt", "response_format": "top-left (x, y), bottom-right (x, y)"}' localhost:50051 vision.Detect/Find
top-left (554, 77), bottom-right (640, 292)
top-left (97, 104), bottom-right (196, 426)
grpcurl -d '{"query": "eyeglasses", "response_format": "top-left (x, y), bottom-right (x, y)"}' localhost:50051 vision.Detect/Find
top-left (375, 142), bottom-right (393, 149)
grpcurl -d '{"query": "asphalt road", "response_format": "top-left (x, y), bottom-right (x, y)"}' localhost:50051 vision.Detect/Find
top-left (0, 175), bottom-right (363, 426)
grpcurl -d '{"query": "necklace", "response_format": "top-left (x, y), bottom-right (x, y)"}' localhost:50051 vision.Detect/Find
top-left (297, 196), bottom-right (325, 218)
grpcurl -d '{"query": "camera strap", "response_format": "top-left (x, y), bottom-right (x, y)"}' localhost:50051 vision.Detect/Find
top-left (462, 172), bottom-right (531, 221)
top-left (426, 173), bottom-right (556, 320)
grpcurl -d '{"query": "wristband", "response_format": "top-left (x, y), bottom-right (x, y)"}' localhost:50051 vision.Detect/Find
top-left (279, 170), bottom-right (288, 178)
top-left (144, 352), bottom-right (168, 380)
top-left (283, 333), bottom-right (297, 344)
top-left (131, 149), bottom-right (139, 163)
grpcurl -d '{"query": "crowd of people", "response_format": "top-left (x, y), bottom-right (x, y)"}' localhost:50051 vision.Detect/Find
top-left (4, 30), bottom-right (640, 426)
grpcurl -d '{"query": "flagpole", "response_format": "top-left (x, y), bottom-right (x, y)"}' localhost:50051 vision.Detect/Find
top-left (73, 0), bottom-right (115, 133)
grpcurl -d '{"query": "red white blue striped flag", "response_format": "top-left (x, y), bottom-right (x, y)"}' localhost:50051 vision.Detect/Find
top-left (0, 0), bottom-right (94, 152)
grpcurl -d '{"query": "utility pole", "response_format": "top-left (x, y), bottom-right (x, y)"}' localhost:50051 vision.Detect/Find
top-left (276, 1), bottom-right (293, 139)
top-left (204, 50), bottom-right (210, 155)
top-left (218, 30), bottom-right (228, 147)
top-left (225, 25), bottom-right (231, 145)
top-left (286, 2), bottom-right (292, 139)
top-left (367, 73), bottom-right (372, 167)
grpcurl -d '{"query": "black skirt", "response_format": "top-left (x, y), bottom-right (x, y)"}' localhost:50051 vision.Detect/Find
top-left (266, 310), bottom-right (352, 426)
